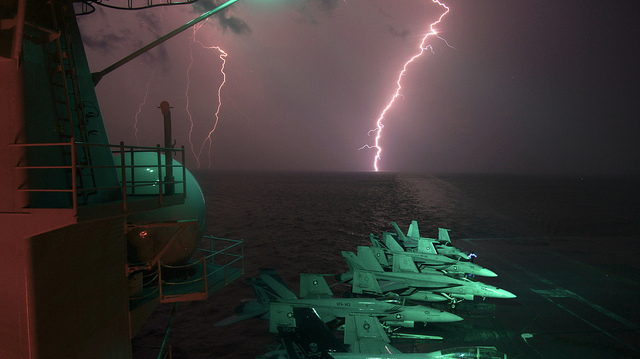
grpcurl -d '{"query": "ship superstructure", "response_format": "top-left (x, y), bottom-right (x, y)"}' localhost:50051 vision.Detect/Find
top-left (0, 1), bottom-right (243, 357)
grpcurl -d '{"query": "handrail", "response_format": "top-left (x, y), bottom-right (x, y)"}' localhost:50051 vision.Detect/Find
top-left (10, 141), bottom-right (186, 212)
top-left (149, 235), bottom-right (244, 303)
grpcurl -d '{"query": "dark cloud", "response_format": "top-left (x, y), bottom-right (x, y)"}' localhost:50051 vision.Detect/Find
top-left (311, 0), bottom-right (340, 13)
top-left (139, 44), bottom-right (170, 69)
top-left (387, 26), bottom-right (409, 40)
top-left (216, 11), bottom-right (252, 35)
top-left (129, 12), bottom-right (171, 67)
top-left (191, 0), bottom-right (251, 35)
top-left (136, 11), bottom-right (164, 36)
top-left (82, 32), bottom-right (130, 53)
top-left (296, 0), bottom-right (342, 24)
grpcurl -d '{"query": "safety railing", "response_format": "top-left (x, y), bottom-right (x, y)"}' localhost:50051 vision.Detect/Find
top-left (11, 141), bottom-right (186, 212)
top-left (158, 236), bottom-right (244, 303)
top-left (129, 267), bottom-right (161, 304)
top-left (128, 235), bottom-right (244, 305)
top-left (197, 235), bottom-right (245, 283)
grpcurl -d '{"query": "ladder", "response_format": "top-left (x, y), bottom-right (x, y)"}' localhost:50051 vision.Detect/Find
top-left (49, 2), bottom-right (97, 203)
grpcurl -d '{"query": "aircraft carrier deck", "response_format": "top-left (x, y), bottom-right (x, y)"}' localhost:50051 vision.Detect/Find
top-left (391, 236), bottom-right (640, 359)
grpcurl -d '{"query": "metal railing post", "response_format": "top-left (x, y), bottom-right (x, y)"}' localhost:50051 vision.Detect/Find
top-left (70, 141), bottom-right (78, 211)
top-left (181, 145), bottom-right (186, 197)
top-left (130, 146), bottom-right (135, 196)
top-left (157, 262), bottom-right (163, 301)
top-left (201, 256), bottom-right (208, 297)
top-left (156, 144), bottom-right (163, 206)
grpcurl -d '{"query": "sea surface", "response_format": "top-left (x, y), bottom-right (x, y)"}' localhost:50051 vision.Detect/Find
top-left (132, 172), bottom-right (640, 359)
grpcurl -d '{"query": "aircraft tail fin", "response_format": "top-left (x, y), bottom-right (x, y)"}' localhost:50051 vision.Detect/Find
top-left (439, 228), bottom-right (451, 243)
top-left (407, 220), bottom-right (421, 238)
top-left (370, 233), bottom-right (385, 248)
top-left (391, 221), bottom-right (409, 243)
top-left (277, 307), bottom-right (347, 358)
top-left (417, 238), bottom-right (438, 254)
top-left (352, 269), bottom-right (383, 294)
top-left (342, 250), bottom-right (367, 272)
top-left (357, 246), bottom-right (385, 272)
top-left (369, 246), bottom-right (389, 267)
top-left (383, 231), bottom-right (405, 252)
top-left (299, 273), bottom-right (333, 299)
top-left (247, 268), bottom-right (297, 305)
top-left (392, 253), bottom-right (420, 273)
top-left (344, 314), bottom-right (402, 355)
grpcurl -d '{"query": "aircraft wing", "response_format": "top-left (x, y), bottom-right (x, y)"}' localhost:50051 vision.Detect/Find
top-left (214, 311), bottom-right (265, 326)
top-left (314, 308), bottom-right (338, 324)
top-left (214, 301), bottom-right (268, 326)
top-left (344, 314), bottom-right (403, 355)
top-left (377, 279), bottom-right (412, 293)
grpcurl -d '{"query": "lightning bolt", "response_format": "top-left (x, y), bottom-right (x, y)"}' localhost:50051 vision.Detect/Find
top-left (134, 68), bottom-right (156, 146)
top-left (186, 20), bottom-right (228, 169)
top-left (360, 0), bottom-right (454, 171)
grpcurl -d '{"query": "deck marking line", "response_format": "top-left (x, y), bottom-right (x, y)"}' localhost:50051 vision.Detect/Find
top-left (531, 289), bottom-right (638, 352)
top-left (499, 258), bottom-right (639, 352)
top-left (504, 258), bottom-right (639, 330)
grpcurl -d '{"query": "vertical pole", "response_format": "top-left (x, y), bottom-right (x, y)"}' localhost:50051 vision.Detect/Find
top-left (156, 144), bottom-right (163, 206)
top-left (157, 263), bottom-right (163, 301)
top-left (157, 303), bottom-right (178, 359)
top-left (181, 145), bottom-right (186, 197)
top-left (202, 256), bottom-right (208, 297)
top-left (160, 101), bottom-right (174, 195)
top-left (71, 141), bottom-right (77, 211)
top-left (130, 146), bottom-right (135, 196)
top-left (11, 0), bottom-right (26, 64)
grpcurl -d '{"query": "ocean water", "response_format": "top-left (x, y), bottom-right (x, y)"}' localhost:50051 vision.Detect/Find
top-left (132, 172), bottom-right (640, 358)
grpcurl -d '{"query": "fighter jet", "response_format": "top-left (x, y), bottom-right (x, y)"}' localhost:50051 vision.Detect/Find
top-left (215, 268), bottom-right (462, 333)
top-left (338, 246), bottom-right (516, 308)
top-left (370, 232), bottom-right (497, 277)
top-left (275, 307), bottom-right (509, 358)
top-left (391, 221), bottom-right (472, 261)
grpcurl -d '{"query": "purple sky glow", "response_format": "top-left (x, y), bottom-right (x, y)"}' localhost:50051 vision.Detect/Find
top-left (78, 0), bottom-right (640, 175)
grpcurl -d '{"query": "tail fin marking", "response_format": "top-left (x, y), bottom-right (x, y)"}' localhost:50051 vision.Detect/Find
top-left (369, 246), bottom-right (389, 267)
top-left (418, 238), bottom-right (438, 254)
top-left (356, 246), bottom-right (385, 272)
top-left (392, 254), bottom-right (420, 273)
top-left (299, 273), bottom-right (333, 299)
top-left (352, 269), bottom-right (383, 294)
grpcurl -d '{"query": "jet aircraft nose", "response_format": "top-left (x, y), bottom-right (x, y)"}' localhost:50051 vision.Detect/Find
top-left (476, 267), bottom-right (498, 277)
top-left (434, 309), bottom-right (464, 323)
top-left (392, 306), bottom-right (463, 323)
top-left (489, 287), bottom-right (517, 299)
top-left (477, 284), bottom-right (517, 299)
top-left (498, 289), bottom-right (517, 299)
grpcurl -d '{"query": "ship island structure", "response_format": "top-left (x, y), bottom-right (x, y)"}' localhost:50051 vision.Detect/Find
top-left (0, 1), bottom-right (245, 358)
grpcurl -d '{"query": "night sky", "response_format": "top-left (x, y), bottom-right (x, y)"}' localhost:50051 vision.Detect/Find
top-left (78, 0), bottom-right (640, 175)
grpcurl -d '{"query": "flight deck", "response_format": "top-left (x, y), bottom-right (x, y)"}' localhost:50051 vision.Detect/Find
top-left (391, 236), bottom-right (640, 359)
